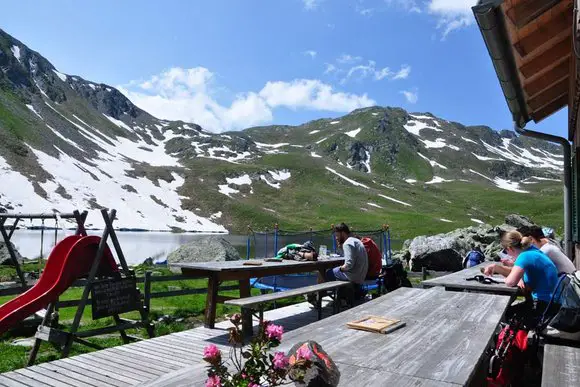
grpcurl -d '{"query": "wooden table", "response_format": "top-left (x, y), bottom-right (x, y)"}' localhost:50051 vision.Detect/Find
top-left (144, 287), bottom-right (510, 386)
top-left (173, 258), bottom-right (344, 328)
top-left (542, 344), bottom-right (580, 387)
top-left (422, 263), bottom-right (518, 296)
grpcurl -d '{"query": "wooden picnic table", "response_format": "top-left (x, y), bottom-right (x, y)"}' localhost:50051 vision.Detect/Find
top-left (421, 263), bottom-right (519, 297)
top-left (172, 258), bottom-right (344, 328)
top-left (144, 287), bottom-right (511, 386)
top-left (542, 344), bottom-right (580, 387)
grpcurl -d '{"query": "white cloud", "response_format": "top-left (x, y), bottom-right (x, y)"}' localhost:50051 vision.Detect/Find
top-left (259, 79), bottom-right (375, 112)
top-left (400, 89), bottom-right (418, 104)
top-left (386, 0), bottom-right (421, 13)
top-left (303, 0), bottom-right (323, 10)
top-left (428, 0), bottom-right (477, 39)
top-left (324, 63), bottom-right (338, 74)
top-left (341, 61), bottom-right (411, 83)
top-left (337, 54), bottom-right (363, 64)
top-left (120, 67), bottom-right (374, 132)
top-left (385, 0), bottom-right (475, 38)
top-left (393, 64), bottom-right (411, 80)
top-left (303, 50), bottom-right (317, 58)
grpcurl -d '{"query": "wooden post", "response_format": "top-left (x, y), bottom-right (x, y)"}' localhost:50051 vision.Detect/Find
top-left (205, 273), bottom-right (220, 329)
top-left (73, 210), bottom-right (88, 236)
top-left (422, 267), bottom-right (427, 281)
top-left (28, 303), bottom-right (56, 365)
top-left (0, 217), bottom-right (27, 287)
top-left (102, 210), bottom-right (130, 274)
top-left (62, 209), bottom-right (113, 357)
top-left (144, 271), bottom-right (152, 316)
top-left (7, 217), bottom-right (20, 240)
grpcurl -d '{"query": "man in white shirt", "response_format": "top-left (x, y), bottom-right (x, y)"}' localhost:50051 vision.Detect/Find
top-left (519, 226), bottom-right (575, 274)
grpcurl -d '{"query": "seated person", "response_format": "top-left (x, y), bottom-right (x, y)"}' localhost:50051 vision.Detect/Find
top-left (519, 226), bottom-right (575, 274)
top-left (483, 231), bottom-right (559, 327)
top-left (325, 223), bottom-right (368, 302)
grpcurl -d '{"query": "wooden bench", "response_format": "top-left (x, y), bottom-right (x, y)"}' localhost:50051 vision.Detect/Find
top-left (225, 281), bottom-right (353, 336)
top-left (542, 344), bottom-right (580, 387)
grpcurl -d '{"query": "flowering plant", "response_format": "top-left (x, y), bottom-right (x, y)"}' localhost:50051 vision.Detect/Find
top-left (203, 314), bottom-right (312, 387)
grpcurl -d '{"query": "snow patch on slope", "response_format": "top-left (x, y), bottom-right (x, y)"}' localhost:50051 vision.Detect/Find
top-left (26, 104), bottom-right (42, 119)
top-left (325, 167), bottom-right (369, 189)
top-left (52, 69), bottom-right (67, 82)
top-left (425, 176), bottom-right (453, 184)
top-left (345, 128), bottom-right (361, 138)
top-left (11, 46), bottom-right (21, 62)
top-left (25, 146), bottom-right (224, 231)
top-left (417, 152), bottom-right (447, 169)
top-left (378, 194), bottom-right (412, 207)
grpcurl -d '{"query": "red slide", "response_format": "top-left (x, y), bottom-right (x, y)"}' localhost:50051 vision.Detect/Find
top-left (0, 235), bottom-right (118, 335)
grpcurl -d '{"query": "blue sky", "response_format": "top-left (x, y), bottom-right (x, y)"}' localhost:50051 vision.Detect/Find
top-left (0, 0), bottom-right (568, 136)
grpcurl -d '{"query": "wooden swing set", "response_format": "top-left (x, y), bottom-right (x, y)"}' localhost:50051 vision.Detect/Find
top-left (0, 209), bottom-right (154, 365)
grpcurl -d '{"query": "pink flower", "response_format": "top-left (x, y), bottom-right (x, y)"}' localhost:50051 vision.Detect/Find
top-left (265, 324), bottom-right (284, 341)
top-left (296, 345), bottom-right (312, 361)
top-left (203, 344), bottom-right (221, 363)
top-left (273, 351), bottom-right (289, 369)
top-left (248, 383), bottom-right (259, 387)
top-left (206, 375), bottom-right (222, 387)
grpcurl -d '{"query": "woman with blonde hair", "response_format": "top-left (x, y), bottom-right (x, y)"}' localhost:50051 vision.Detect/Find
top-left (483, 230), bottom-right (559, 325)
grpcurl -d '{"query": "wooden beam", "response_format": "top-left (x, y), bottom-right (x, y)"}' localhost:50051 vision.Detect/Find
top-left (528, 78), bottom-right (569, 111)
top-left (513, 11), bottom-right (572, 57)
top-left (524, 59), bottom-right (569, 98)
top-left (531, 94), bottom-right (568, 122)
top-left (519, 37), bottom-right (571, 79)
top-left (505, 0), bottom-right (561, 29)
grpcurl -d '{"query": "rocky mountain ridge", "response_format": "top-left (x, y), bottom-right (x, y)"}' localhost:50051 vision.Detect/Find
top-left (0, 28), bottom-right (565, 237)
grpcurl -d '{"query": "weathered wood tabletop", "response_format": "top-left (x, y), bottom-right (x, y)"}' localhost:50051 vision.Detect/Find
top-left (542, 344), bottom-right (580, 387)
top-left (173, 258), bottom-right (344, 328)
top-left (280, 286), bottom-right (509, 386)
top-left (145, 287), bottom-right (510, 386)
top-left (421, 263), bottom-right (518, 296)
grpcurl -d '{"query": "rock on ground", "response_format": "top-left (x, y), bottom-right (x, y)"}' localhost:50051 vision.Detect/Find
top-left (399, 214), bottom-right (558, 272)
top-left (0, 241), bottom-right (23, 265)
top-left (167, 236), bottom-right (241, 273)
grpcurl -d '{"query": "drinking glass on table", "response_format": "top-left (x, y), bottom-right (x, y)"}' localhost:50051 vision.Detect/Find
top-left (319, 245), bottom-right (328, 259)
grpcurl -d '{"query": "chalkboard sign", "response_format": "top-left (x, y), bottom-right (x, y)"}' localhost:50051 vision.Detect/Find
top-left (91, 277), bottom-right (140, 319)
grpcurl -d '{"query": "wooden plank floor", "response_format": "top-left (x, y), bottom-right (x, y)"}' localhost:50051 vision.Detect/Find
top-left (0, 300), bottom-right (334, 386)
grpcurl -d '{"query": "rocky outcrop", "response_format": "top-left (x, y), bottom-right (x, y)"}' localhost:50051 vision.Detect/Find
top-left (167, 237), bottom-right (241, 273)
top-left (0, 242), bottom-right (23, 265)
top-left (400, 214), bottom-right (555, 272)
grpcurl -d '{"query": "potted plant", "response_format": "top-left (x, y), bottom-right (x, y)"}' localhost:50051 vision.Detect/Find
top-left (203, 314), bottom-right (313, 387)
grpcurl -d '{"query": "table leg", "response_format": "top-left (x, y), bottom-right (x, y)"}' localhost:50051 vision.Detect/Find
top-left (317, 269), bottom-right (326, 283)
top-left (205, 274), bottom-right (219, 329)
top-left (239, 279), bottom-right (252, 335)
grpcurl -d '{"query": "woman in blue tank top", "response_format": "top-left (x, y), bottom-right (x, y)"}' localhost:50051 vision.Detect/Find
top-left (483, 230), bottom-right (559, 326)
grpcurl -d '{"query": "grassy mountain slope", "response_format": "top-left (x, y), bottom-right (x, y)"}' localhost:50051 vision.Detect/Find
top-left (0, 28), bottom-right (566, 240)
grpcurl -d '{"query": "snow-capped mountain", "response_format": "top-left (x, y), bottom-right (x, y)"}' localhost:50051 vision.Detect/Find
top-left (0, 28), bottom-right (564, 235)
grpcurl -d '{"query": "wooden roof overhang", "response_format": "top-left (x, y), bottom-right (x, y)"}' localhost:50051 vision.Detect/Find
top-left (473, 0), bottom-right (577, 140)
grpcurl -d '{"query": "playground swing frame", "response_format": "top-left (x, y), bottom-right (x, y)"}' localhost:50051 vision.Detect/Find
top-left (0, 210), bottom-right (89, 289)
top-left (26, 208), bottom-right (154, 365)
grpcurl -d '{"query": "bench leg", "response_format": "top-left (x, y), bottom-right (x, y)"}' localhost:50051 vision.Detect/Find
top-left (333, 289), bottom-right (339, 314)
top-left (241, 307), bottom-right (253, 337)
top-left (317, 291), bottom-right (323, 320)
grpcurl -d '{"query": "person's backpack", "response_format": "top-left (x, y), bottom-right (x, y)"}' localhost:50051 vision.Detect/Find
top-left (381, 258), bottom-right (412, 291)
top-left (487, 321), bottom-right (529, 386)
top-left (463, 250), bottom-right (485, 268)
top-left (361, 237), bottom-right (382, 279)
top-left (543, 272), bottom-right (580, 340)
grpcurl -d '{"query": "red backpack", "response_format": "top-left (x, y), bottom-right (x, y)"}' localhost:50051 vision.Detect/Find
top-left (361, 237), bottom-right (382, 279)
top-left (487, 323), bottom-right (529, 386)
